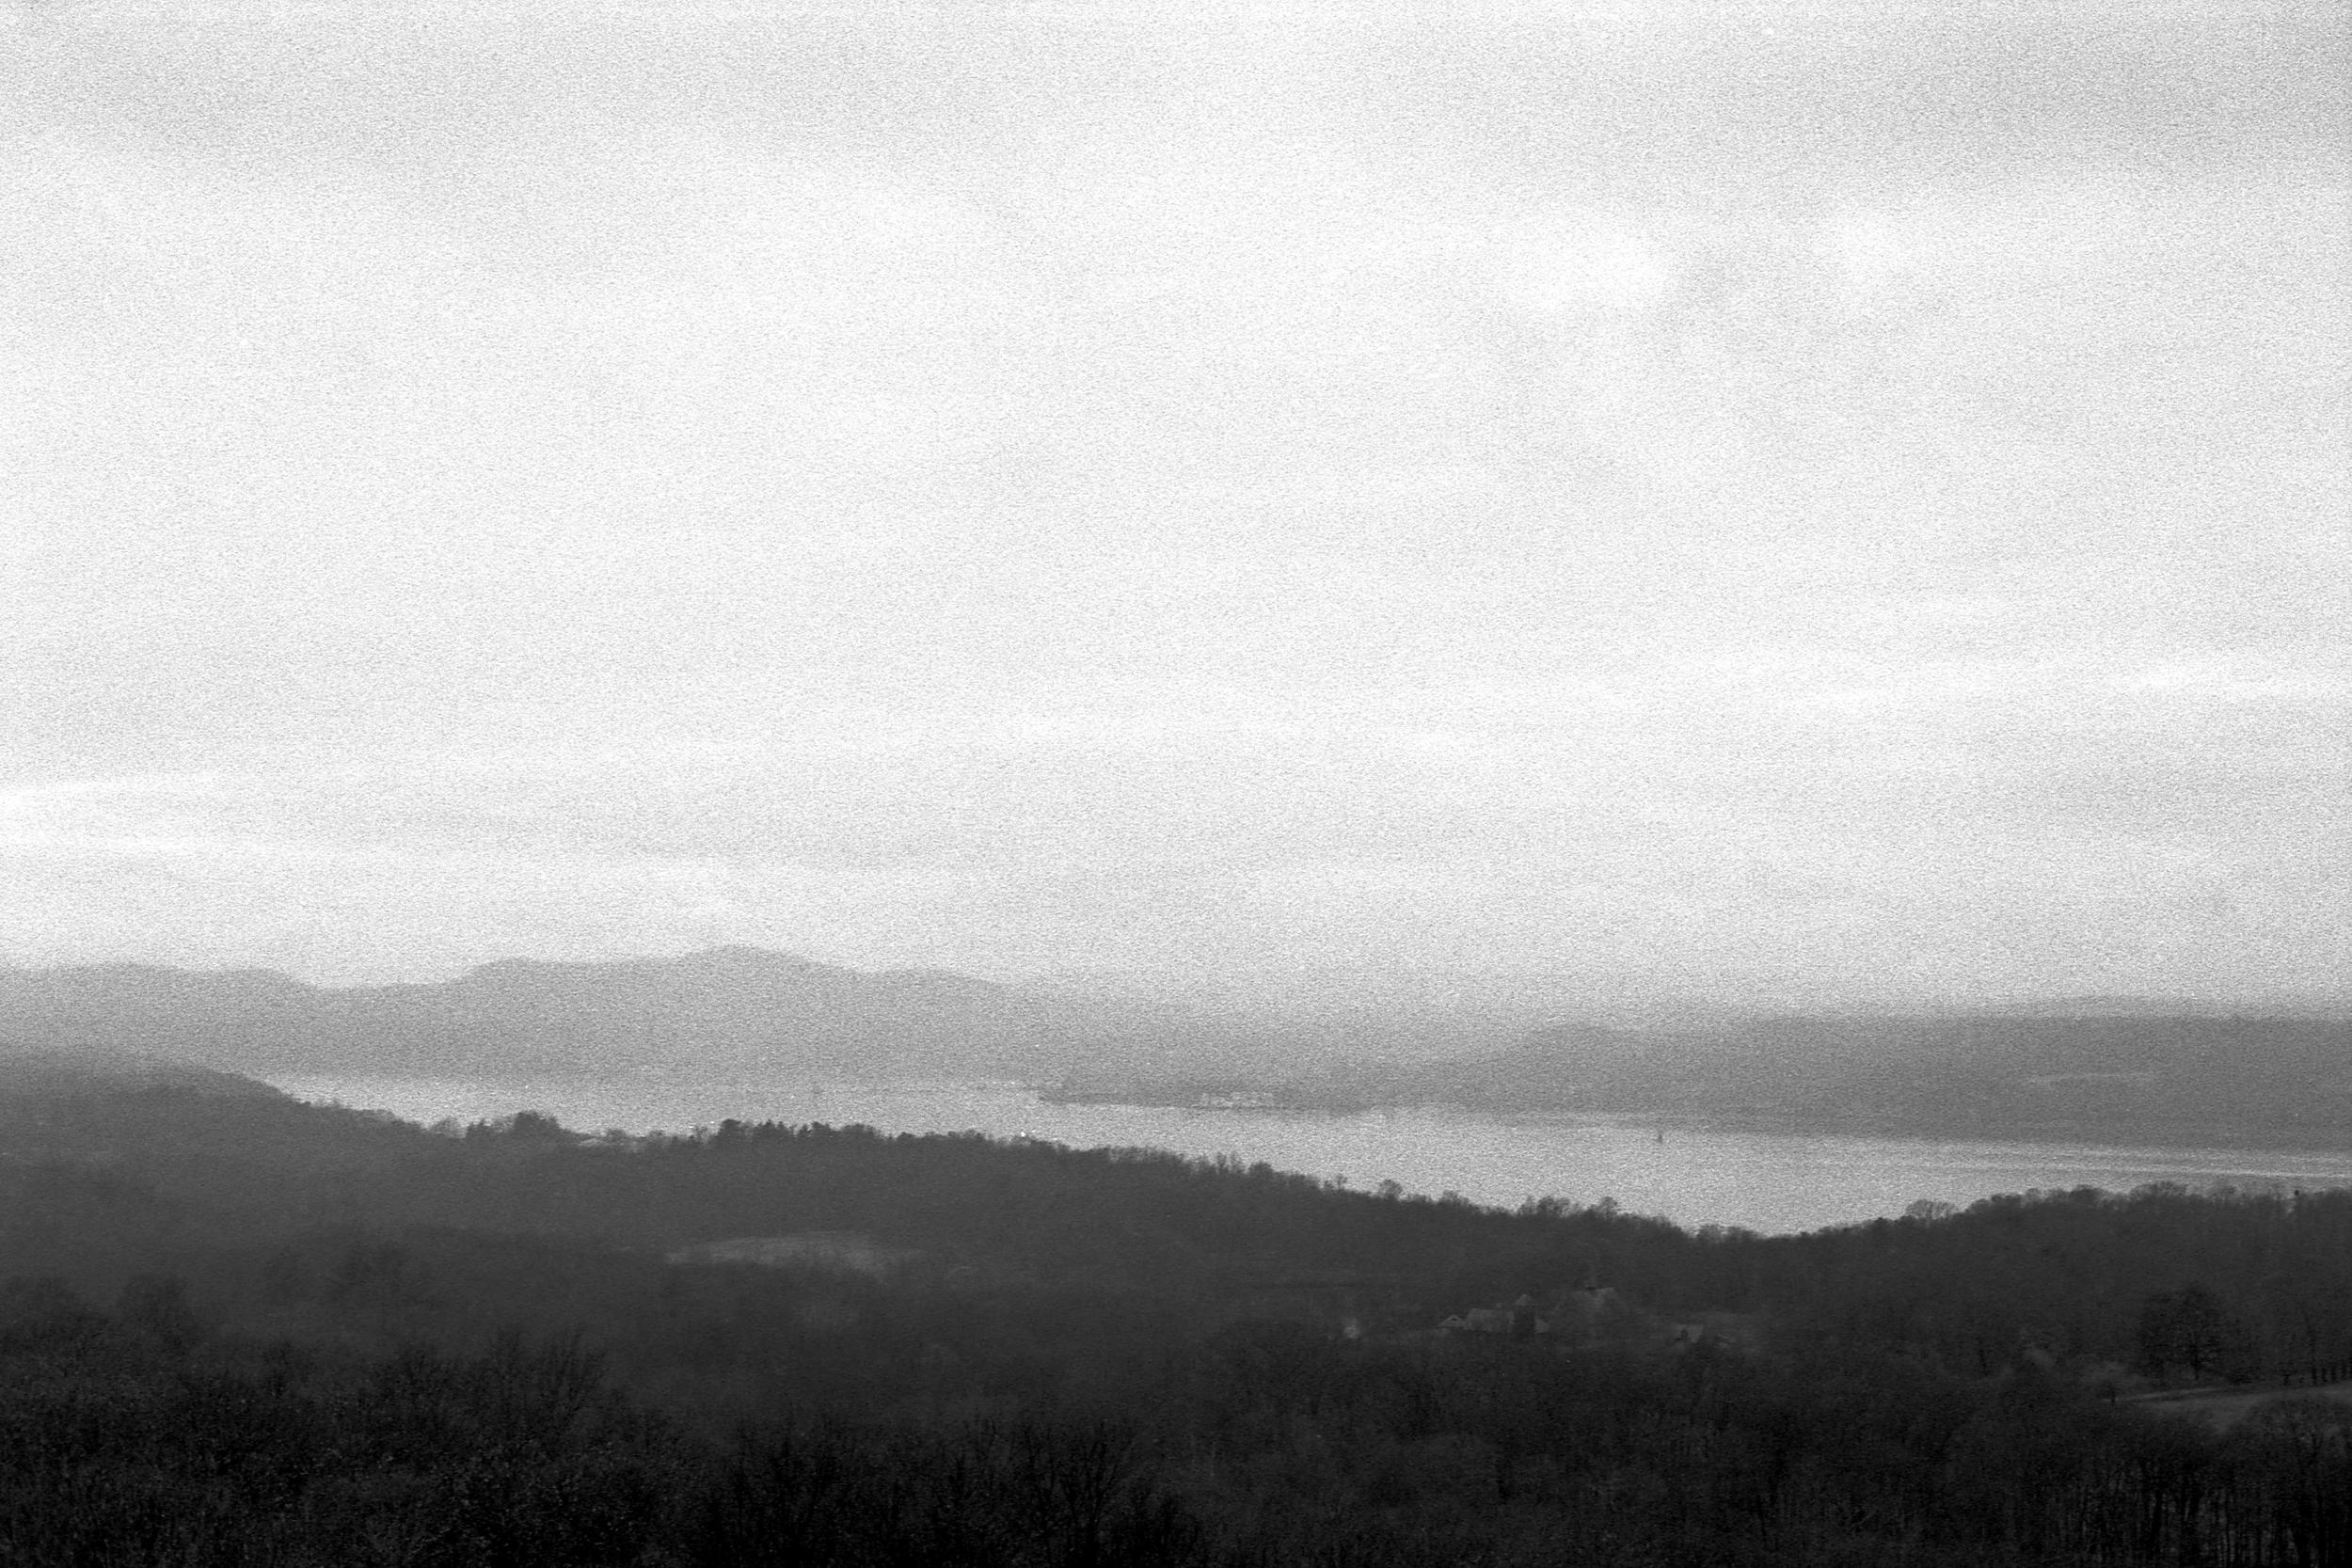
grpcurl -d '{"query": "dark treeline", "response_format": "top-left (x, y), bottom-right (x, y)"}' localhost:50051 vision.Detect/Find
top-left (3, 1063), bottom-right (2349, 1565)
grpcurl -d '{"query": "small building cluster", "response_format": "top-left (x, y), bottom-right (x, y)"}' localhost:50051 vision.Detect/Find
top-left (1422, 1285), bottom-right (1765, 1356)
top-left (1438, 1295), bottom-right (1549, 1338)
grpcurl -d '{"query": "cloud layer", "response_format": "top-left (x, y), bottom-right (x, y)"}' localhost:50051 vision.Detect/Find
top-left (3, 0), bottom-right (2345, 999)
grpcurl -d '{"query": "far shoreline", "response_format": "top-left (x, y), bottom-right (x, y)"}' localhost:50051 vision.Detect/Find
top-left (267, 1069), bottom-right (2352, 1162)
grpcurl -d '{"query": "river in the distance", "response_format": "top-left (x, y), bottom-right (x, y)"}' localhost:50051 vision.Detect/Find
top-left (266, 1075), bottom-right (2352, 1237)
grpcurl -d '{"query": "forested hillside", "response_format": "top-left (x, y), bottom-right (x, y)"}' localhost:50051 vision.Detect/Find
top-left (1064, 1012), bottom-right (2352, 1148)
top-left (3, 1056), bottom-right (2349, 1565)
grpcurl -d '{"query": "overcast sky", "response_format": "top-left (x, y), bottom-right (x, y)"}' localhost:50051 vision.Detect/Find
top-left (3, 0), bottom-right (2345, 1003)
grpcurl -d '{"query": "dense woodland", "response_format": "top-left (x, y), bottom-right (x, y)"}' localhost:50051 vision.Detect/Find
top-left (3, 1055), bottom-right (2349, 1566)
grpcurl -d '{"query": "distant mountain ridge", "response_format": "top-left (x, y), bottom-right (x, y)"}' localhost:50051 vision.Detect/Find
top-left (1057, 1009), bottom-right (2352, 1149)
top-left (8, 951), bottom-right (2344, 1129)
top-left (0, 948), bottom-right (1248, 1083)
top-left (1480, 1014), bottom-right (2352, 1138)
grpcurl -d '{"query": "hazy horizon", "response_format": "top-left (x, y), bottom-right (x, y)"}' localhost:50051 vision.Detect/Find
top-left (6, 0), bottom-right (2345, 1005)
top-left (3, 942), bottom-right (2344, 1024)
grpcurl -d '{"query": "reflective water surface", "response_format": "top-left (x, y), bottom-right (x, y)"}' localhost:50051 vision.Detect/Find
top-left (269, 1075), bottom-right (2352, 1236)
